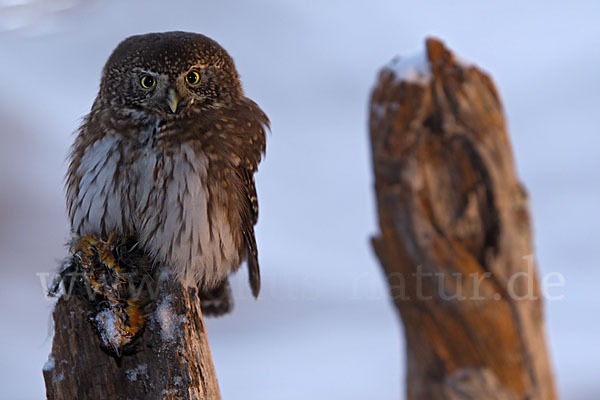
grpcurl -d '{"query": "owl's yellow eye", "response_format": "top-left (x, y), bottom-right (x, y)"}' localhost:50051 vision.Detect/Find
top-left (140, 75), bottom-right (156, 89)
top-left (185, 71), bottom-right (201, 85)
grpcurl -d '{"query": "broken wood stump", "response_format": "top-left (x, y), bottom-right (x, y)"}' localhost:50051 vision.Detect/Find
top-left (369, 38), bottom-right (557, 400)
top-left (43, 235), bottom-right (220, 400)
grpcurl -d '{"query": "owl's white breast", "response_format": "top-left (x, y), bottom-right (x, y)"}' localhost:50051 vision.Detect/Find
top-left (71, 135), bottom-right (130, 235)
top-left (70, 134), bottom-right (239, 288)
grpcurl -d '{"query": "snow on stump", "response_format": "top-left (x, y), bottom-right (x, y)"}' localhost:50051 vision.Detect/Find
top-left (369, 38), bottom-right (557, 399)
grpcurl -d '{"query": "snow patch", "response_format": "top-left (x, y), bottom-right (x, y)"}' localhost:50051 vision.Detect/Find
top-left (162, 388), bottom-right (178, 396)
top-left (154, 296), bottom-right (187, 342)
top-left (42, 356), bottom-right (54, 371)
top-left (385, 50), bottom-right (431, 85)
top-left (370, 102), bottom-right (399, 122)
top-left (371, 103), bottom-right (386, 120)
top-left (95, 309), bottom-right (120, 349)
top-left (125, 364), bottom-right (148, 382)
top-left (43, 355), bottom-right (65, 384)
top-left (52, 372), bottom-right (64, 384)
top-left (454, 54), bottom-right (474, 68)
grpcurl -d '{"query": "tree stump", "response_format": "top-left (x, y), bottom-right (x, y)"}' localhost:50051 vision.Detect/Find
top-left (369, 38), bottom-right (557, 399)
top-left (43, 238), bottom-right (220, 400)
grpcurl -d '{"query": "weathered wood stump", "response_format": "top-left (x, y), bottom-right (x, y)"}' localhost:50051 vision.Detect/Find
top-left (369, 38), bottom-right (557, 399)
top-left (43, 262), bottom-right (220, 399)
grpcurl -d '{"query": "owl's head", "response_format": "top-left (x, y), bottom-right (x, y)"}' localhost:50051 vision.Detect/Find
top-left (97, 31), bottom-right (243, 118)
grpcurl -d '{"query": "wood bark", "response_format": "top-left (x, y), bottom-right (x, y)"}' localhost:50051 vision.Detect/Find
top-left (369, 38), bottom-right (557, 399)
top-left (43, 272), bottom-right (220, 400)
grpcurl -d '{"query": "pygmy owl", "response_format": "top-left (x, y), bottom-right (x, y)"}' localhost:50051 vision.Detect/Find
top-left (65, 31), bottom-right (268, 316)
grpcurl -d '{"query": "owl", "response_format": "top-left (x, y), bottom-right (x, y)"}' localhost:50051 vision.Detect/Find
top-left (65, 31), bottom-right (268, 316)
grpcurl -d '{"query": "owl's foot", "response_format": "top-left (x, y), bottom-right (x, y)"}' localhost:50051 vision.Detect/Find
top-left (199, 279), bottom-right (233, 317)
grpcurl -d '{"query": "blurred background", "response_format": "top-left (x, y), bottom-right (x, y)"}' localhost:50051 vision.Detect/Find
top-left (0, 0), bottom-right (598, 399)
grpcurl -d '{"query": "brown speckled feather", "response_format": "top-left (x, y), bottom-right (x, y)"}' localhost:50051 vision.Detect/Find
top-left (65, 31), bottom-right (269, 315)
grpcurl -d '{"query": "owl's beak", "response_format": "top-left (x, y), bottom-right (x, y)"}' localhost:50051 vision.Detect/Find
top-left (166, 88), bottom-right (179, 113)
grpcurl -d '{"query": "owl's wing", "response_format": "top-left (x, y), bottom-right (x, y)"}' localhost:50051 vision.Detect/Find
top-left (242, 169), bottom-right (261, 298)
top-left (230, 97), bottom-right (268, 298)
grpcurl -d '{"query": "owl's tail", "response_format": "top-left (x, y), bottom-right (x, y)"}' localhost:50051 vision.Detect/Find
top-left (247, 252), bottom-right (260, 298)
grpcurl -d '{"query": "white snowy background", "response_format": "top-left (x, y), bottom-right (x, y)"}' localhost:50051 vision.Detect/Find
top-left (0, 1), bottom-right (598, 399)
